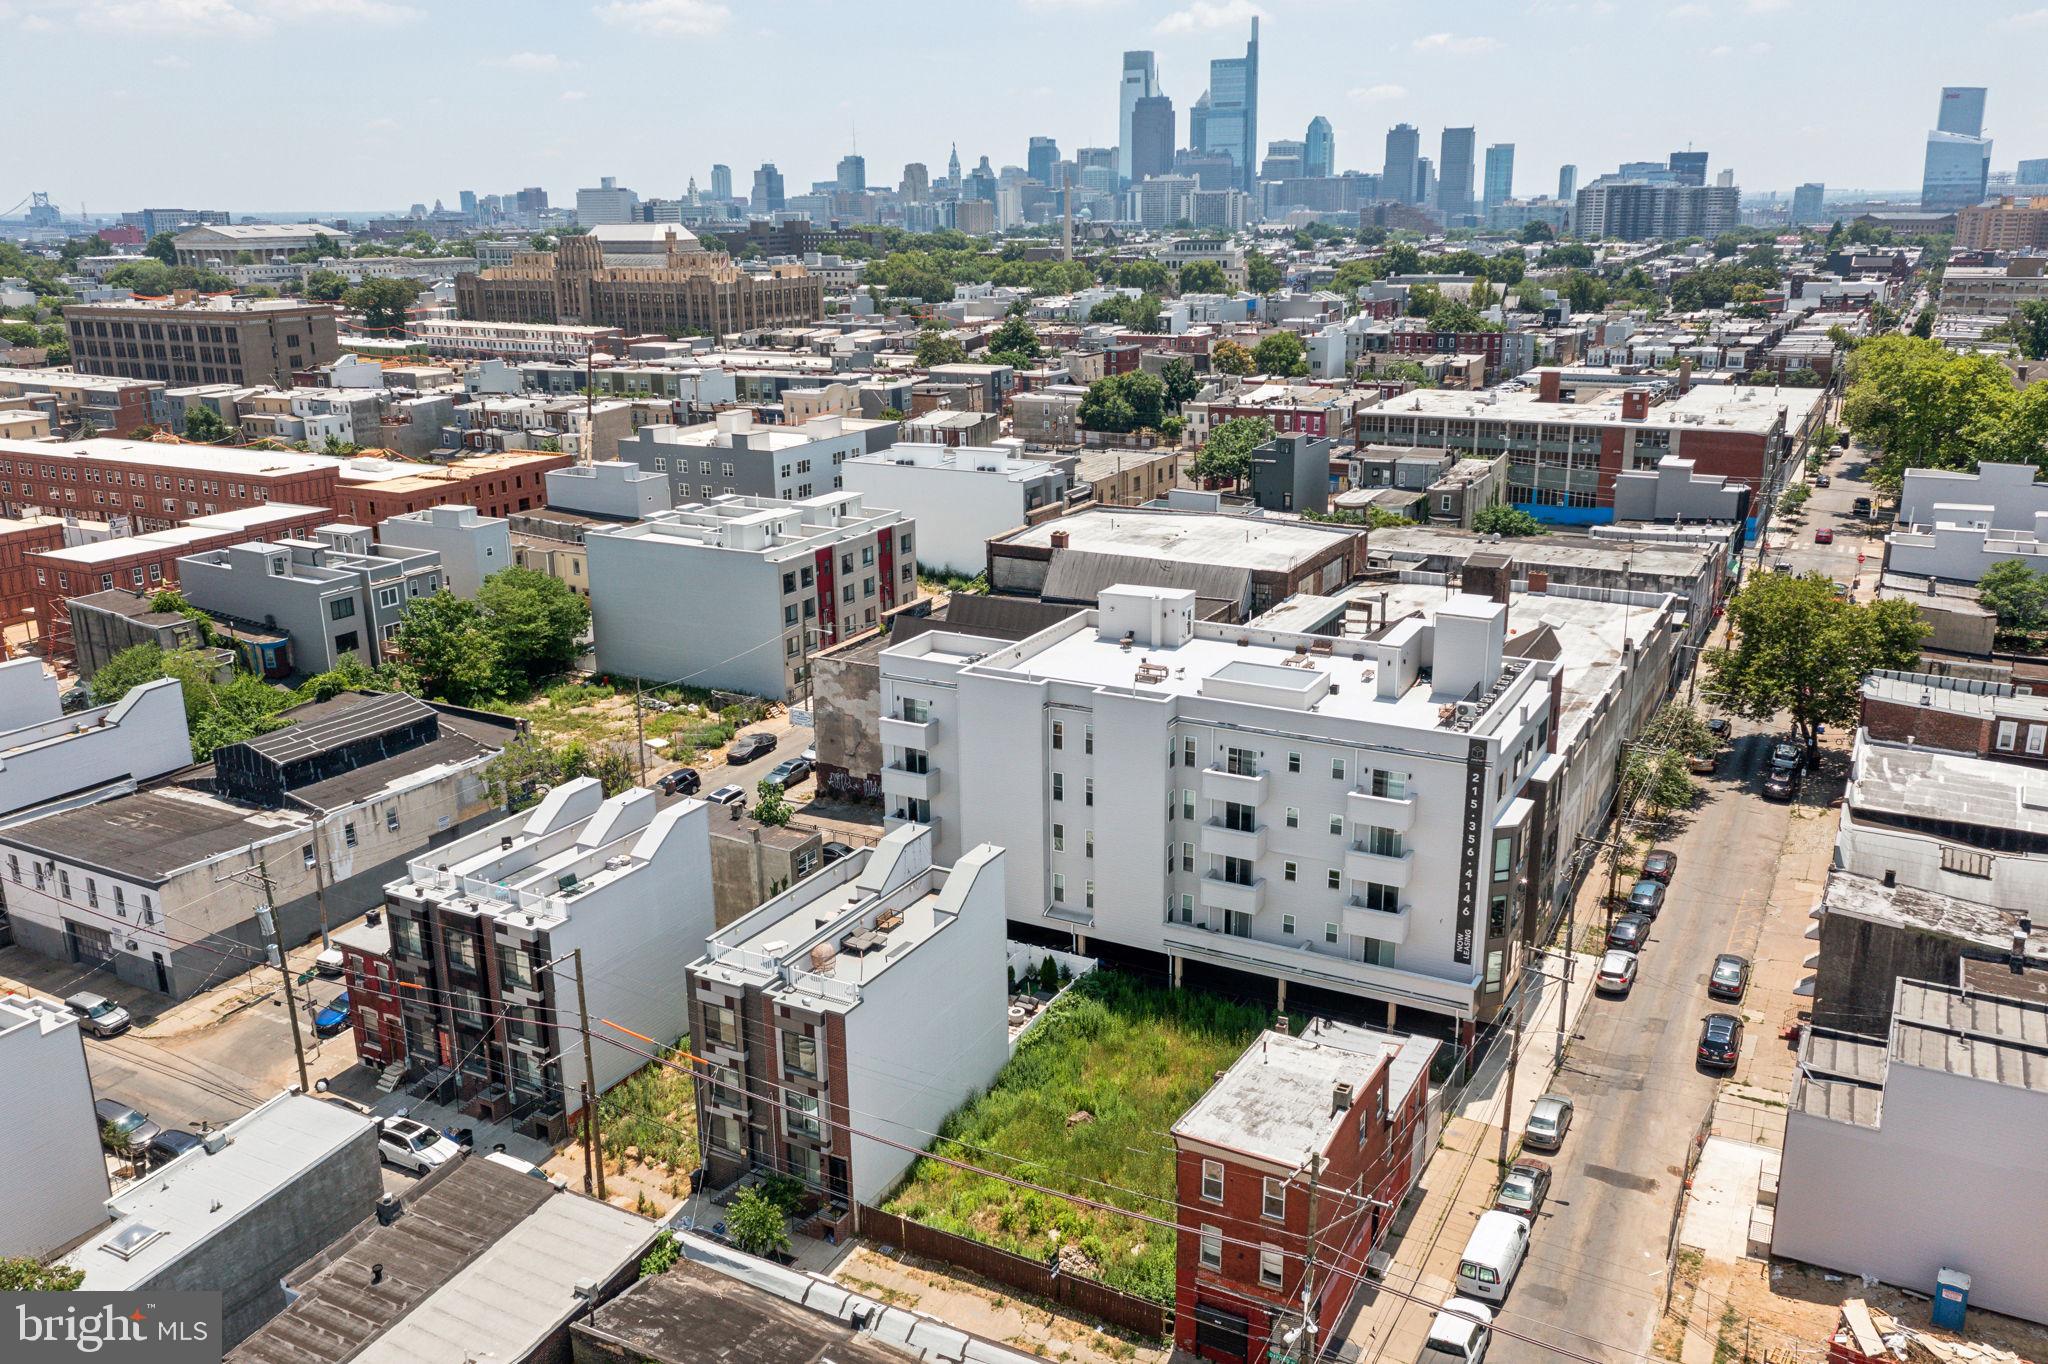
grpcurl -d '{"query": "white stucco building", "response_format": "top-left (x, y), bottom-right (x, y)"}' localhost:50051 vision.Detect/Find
top-left (839, 444), bottom-right (1070, 577)
top-left (377, 504), bottom-right (513, 598)
top-left (0, 660), bottom-right (191, 820)
top-left (876, 583), bottom-right (1565, 1035)
top-left (0, 992), bottom-right (112, 1258)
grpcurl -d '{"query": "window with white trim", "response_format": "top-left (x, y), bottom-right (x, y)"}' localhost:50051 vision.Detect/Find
top-left (1200, 1159), bottom-right (1224, 1203)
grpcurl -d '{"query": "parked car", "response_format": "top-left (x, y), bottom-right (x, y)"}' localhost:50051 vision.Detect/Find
top-left (1642, 847), bottom-right (1679, 883)
top-left (800, 746), bottom-right (817, 765)
top-left (657, 766), bottom-right (701, 796)
top-left (1594, 950), bottom-right (1639, 996)
top-left (1688, 747), bottom-right (1720, 775)
top-left (1814, 527), bottom-right (1834, 544)
top-left (315, 947), bottom-right (345, 979)
top-left (59, 683), bottom-right (93, 713)
top-left (1814, 474), bottom-right (1831, 488)
top-left (727, 731), bottom-right (778, 763)
top-left (1523, 1094), bottom-right (1574, 1153)
top-left (1422, 1299), bottom-right (1494, 1364)
top-left (705, 784), bottom-right (746, 806)
top-left (1697, 1013), bottom-right (1743, 1070)
top-left (1455, 1210), bottom-right (1531, 1304)
top-left (65, 992), bottom-right (132, 1038)
top-left (1606, 914), bottom-right (1651, 950)
top-left (1772, 560), bottom-right (1793, 575)
top-left (1852, 496), bottom-right (1873, 518)
top-left (1626, 878), bottom-right (1666, 917)
top-left (1707, 717), bottom-right (1732, 740)
top-left (94, 1099), bottom-right (162, 1152)
top-left (762, 756), bottom-right (812, 789)
top-left (378, 1116), bottom-right (462, 1173)
top-left (1708, 954), bottom-right (1750, 1002)
top-left (147, 1129), bottom-right (203, 1165)
top-left (313, 992), bottom-right (351, 1036)
top-left (1771, 741), bottom-right (1805, 774)
top-left (820, 841), bottom-right (855, 864)
top-left (1762, 767), bottom-right (1799, 802)
top-left (1493, 1159), bottom-right (1552, 1218)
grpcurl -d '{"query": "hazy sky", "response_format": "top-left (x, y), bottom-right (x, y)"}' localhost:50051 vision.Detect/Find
top-left (7, 0), bottom-right (2046, 215)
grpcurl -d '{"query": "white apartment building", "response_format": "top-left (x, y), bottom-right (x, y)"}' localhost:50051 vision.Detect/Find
top-left (1884, 509), bottom-right (2048, 584)
top-left (878, 585), bottom-right (1563, 1034)
top-left (0, 992), bottom-right (112, 1258)
top-left (1897, 462), bottom-right (2048, 532)
top-left (544, 459), bottom-right (671, 520)
top-left (587, 492), bottom-right (917, 700)
top-left (382, 779), bottom-right (716, 1118)
top-left (616, 411), bottom-right (896, 505)
top-left (0, 659), bottom-right (191, 820)
top-left (687, 823), bottom-right (1009, 1209)
top-left (839, 444), bottom-right (1070, 577)
top-left (400, 319), bottom-right (624, 363)
top-left (378, 504), bottom-right (512, 597)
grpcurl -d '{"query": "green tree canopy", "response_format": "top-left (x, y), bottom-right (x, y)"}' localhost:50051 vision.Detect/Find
top-left (181, 405), bottom-right (233, 444)
top-left (1840, 334), bottom-right (2048, 490)
top-left (1211, 338), bottom-right (1254, 375)
top-left (340, 277), bottom-right (423, 332)
top-left (1117, 259), bottom-right (1172, 293)
top-left (1996, 299), bottom-right (2048, 360)
top-left (1192, 415), bottom-right (1276, 487)
top-left (914, 327), bottom-right (967, 368)
top-left (1708, 573), bottom-right (1928, 745)
top-left (725, 1185), bottom-right (792, 1258)
top-left (1176, 261), bottom-right (1228, 295)
top-left (390, 592), bottom-right (503, 705)
top-left (104, 260), bottom-right (232, 295)
top-left (984, 314), bottom-right (1041, 363)
top-left (1978, 560), bottom-right (2048, 636)
top-left (1245, 252), bottom-right (1283, 293)
top-left (1159, 356), bottom-right (1200, 411)
top-left (143, 231), bottom-right (178, 265)
top-left (1251, 330), bottom-right (1308, 377)
top-left (475, 566), bottom-right (590, 681)
top-left (0, 1257), bottom-right (84, 1291)
top-left (1472, 505), bottom-right (1544, 537)
top-left (1077, 372), bottom-right (1168, 433)
top-left (754, 779), bottom-right (795, 826)
top-left (303, 268), bottom-right (348, 302)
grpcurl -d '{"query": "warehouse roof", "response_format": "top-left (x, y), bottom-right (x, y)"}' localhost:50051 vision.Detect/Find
top-left (998, 506), bottom-right (1357, 574)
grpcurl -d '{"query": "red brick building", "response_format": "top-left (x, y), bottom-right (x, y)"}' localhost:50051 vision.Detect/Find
top-left (0, 514), bottom-right (67, 627)
top-left (0, 437), bottom-right (341, 529)
top-left (334, 911), bottom-right (405, 1069)
top-left (1172, 1021), bottom-right (1439, 1363)
top-left (1860, 671), bottom-right (2048, 769)
top-left (337, 450), bottom-right (571, 525)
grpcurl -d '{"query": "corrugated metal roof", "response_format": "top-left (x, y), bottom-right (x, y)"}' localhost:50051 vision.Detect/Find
top-left (1040, 550), bottom-right (1251, 612)
top-left (1891, 979), bottom-right (2048, 1093)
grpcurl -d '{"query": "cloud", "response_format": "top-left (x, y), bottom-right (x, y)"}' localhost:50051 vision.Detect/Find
top-left (1153, 0), bottom-right (1262, 35)
top-left (1411, 31), bottom-right (1499, 54)
top-left (1348, 83), bottom-right (1408, 102)
top-left (1743, 0), bottom-right (1790, 10)
top-left (45, 0), bottom-right (418, 34)
top-left (151, 53), bottom-right (190, 66)
top-left (2008, 5), bottom-right (2048, 24)
top-left (1666, 1), bottom-right (1710, 17)
top-left (593, 0), bottom-right (729, 37)
top-left (490, 50), bottom-right (561, 71)
top-left (559, 89), bottom-right (588, 102)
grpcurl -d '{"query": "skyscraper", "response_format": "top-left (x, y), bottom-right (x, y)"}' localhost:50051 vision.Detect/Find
top-left (1668, 150), bottom-right (1709, 187)
top-left (1028, 136), bottom-right (1061, 186)
top-left (1118, 51), bottom-right (1161, 186)
top-left (1261, 139), bottom-right (1307, 180)
top-left (1483, 143), bottom-right (1515, 211)
top-left (1383, 123), bottom-right (1420, 204)
top-left (1198, 18), bottom-right (1259, 193)
top-left (1938, 86), bottom-right (1987, 137)
top-left (2019, 158), bottom-right (2048, 186)
top-left (836, 154), bottom-right (867, 194)
top-left (1130, 95), bottom-right (1176, 183)
top-left (1791, 182), bottom-right (1825, 226)
top-left (458, 189), bottom-right (478, 219)
top-left (901, 163), bottom-right (930, 202)
top-left (752, 163), bottom-right (785, 212)
top-left (1415, 156), bottom-right (1435, 206)
top-left (710, 164), bottom-right (732, 201)
top-left (1188, 92), bottom-right (1210, 156)
top-left (1558, 164), bottom-right (1577, 202)
top-left (947, 143), bottom-right (962, 187)
top-left (1304, 116), bottom-right (1334, 179)
top-left (1438, 127), bottom-right (1476, 218)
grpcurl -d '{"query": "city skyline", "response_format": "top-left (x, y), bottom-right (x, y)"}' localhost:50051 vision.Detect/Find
top-left (5, 0), bottom-right (2047, 211)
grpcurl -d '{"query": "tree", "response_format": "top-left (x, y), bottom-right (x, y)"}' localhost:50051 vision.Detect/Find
top-left (754, 779), bottom-right (795, 826)
top-left (1426, 297), bottom-right (1495, 333)
top-left (1245, 251), bottom-right (1283, 293)
top-left (1999, 299), bottom-right (2048, 360)
top-left (1116, 259), bottom-right (1172, 293)
top-left (1250, 330), bottom-right (1308, 377)
top-left (1329, 259), bottom-right (1382, 297)
top-left (1978, 560), bottom-right (2048, 636)
top-left (1376, 358), bottom-right (1436, 388)
top-left (1708, 573), bottom-right (1928, 746)
top-left (984, 314), bottom-right (1041, 363)
top-left (1472, 505), bottom-right (1544, 537)
top-left (1159, 357), bottom-right (1199, 411)
top-left (303, 268), bottom-right (348, 302)
top-left (340, 277), bottom-right (422, 332)
top-left (476, 566), bottom-right (590, 683)
top-left (725, 1185), bottom-right (793, 1258)
top-left (391, 592), bottom-right (503, 705)
top-left (1077, 372), bottom-right (1166, 433)
top-left (1177, 261), bottom-right (1228, 295)
top-left (181, 405), bottom-right (232, 444)
top-left (143, 231), bottom-right (178, 265)
top-left (1518, 220), bottom-right (1556, 244)
top-left (1192, 416), bottom-right (1276, 487)
top-left (914, 327), bottom-right (967, 368)
top-left (0, 1257), bottom-right (84, 1292)
top-left (1212, 338), bottom-right (1254, 376)
top-left (639, 1229), bottom-right (681, 1279)
top-left (1840, 335), bottom-right (2035, 491)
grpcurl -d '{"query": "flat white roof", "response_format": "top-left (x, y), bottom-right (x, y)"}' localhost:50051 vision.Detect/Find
top-left (1174, 1021), bottom-right (1434, 1164)
top-left (1371, 382), bottom-right (1823, 435)
top-left (1001, 508), bottom-right (1352, 574)
top-left (0, 436), bottom-right (338, 478)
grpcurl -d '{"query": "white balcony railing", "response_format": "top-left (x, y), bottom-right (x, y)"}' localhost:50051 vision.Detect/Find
top-left (1347, 790), bottom-right (1416, 834)
top-left (1201, 765), bottom-right (1269, 803)
top-left (1344, 844), bottom-right (1414, 889)
top-left (1199, 818), bottom-right (1268, 861)
top-left (1199, 871), bottom-right (1266, 916)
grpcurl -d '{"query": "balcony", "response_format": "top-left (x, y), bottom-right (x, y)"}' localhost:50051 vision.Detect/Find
top-left (1347, 790), bottom-right (1416, 834)
top-left (880, 764), bottom-right (938, 802)
top-left (1161, 921), bottom-right (1477, 1014)
top-left (1343, 896), bottom-right (1412, 946)
top-left (1199, 871), bottom-right (1266, 917)
top-left (880, 715), bottom-right (936, 749)
top-left (1344, 844), bottom-right (1414, 889)
top-left (1200, 818), bottom-right (1268, 860)
top-left (1201, 765), bottom-right (1269, 803)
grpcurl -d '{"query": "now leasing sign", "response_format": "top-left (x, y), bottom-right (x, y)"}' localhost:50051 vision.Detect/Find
top-left (2, 1293), bottom-right (220, 1363)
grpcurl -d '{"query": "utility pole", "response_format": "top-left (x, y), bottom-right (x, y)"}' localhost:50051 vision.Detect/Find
top-left (309, 815), bottom-right (332, 951)
top-left (1555, 942), bottom-right (1572, 1063)
top-left (247, 857), bottom-right (311, 1094)
top-left (571, 948), bottom-right (607, 1200)
top-left (1294, 1152), bottom-right (1323, 1364)
top-left (633, 681), bottom-right (648, 785)
top-left (1496, 982), bottom-right (1523, 1171)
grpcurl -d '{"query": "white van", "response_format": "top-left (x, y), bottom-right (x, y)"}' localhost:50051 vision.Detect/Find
top-left (1455, 1210), bottom-right (1530, 1303)
top-left (1420, 1298), bottom-right (1494, 1364)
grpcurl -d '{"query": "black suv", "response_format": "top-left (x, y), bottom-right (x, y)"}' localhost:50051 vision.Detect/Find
top-left (727, 731), bottom-right (778, 763)
top-left (1697, 1013), bottom-right (1743, 1069)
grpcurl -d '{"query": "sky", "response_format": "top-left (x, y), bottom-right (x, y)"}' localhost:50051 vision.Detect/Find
top-left (6, 0), bottom-right (2047, 217)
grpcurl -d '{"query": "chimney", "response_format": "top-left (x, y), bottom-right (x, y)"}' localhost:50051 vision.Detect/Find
top-left (375, 1194), bottom-right (401, 1226)
top-left (1621, 389), bottom-right (1650, 421)
top-left (1049, 529), bottom-right (1070, 549)
top-left (1332, 1081), bottom-right (1354, 1113)
top-left (1537, 370), bottom-right (1561, 404)
top-left (1527, 569), bottom-right (1550, 593)
top-left (1677, 357), bottom-right (1694, 394)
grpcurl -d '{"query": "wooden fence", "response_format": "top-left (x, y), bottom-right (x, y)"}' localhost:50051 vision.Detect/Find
top-left (857, 1204), bottom-right (1171, 1339)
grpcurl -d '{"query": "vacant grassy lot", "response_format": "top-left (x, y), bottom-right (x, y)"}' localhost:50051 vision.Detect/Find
top-left (490, 680), bottom-right (771, 764)
top-left (882, 971), bottom-right (1272, 1303)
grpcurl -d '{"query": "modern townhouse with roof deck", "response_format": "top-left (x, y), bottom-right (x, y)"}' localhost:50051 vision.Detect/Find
top-left (877, 583), bottom-right (1565, 1044)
